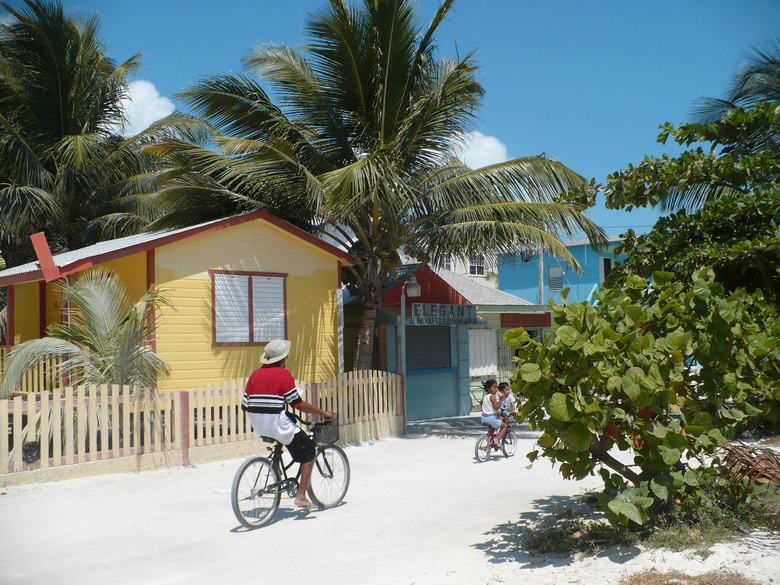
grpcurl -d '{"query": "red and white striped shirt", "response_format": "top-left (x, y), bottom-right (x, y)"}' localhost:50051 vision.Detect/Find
top-left (241, 364), bottom-right (303, 414)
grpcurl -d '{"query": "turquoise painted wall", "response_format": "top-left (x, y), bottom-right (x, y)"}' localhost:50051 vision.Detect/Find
top-left (498, 239), bottom-right (626, 305)
top-left (403, 325), bottom-right (472, 421)
top-left (406, 370), bottom-right (459, 420)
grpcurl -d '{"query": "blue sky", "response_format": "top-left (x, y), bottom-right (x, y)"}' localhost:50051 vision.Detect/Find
top-left (11, 0), bottom-right (780, 236)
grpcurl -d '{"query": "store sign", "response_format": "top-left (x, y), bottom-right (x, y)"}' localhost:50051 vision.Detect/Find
top-left (410, 303), bottom-right (478, 325)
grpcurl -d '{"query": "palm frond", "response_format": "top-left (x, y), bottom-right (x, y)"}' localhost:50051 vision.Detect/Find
top-left (0, 112), bottom-right (53, 187)
top-left (126, 111), bottom-right (217, 148)
top-left (407, 220), bottom-right (580, 271)
top-left (0, 183), bottom-right (61, 235)
top-left (56, 268), bottom-right (130, 343)
top-left (0, 268), bottom-right (172, 397)
top-left (0, 337), bottom-right (94, 398)
top-left (659, 183), bottom-right (744, 213)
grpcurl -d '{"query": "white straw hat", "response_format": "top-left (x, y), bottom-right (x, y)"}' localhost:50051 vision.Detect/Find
top-left (260, 339), bottom-right (292, 364)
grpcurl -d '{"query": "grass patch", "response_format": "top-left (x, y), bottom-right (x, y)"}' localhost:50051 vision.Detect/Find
top-left (618, 569), bottom-right (761, 585)
top-left (523, 512), bottom-right (643, 555)
top-left (644, 488), bottom-right (776, 556)
top-left (521, 484), bottom-right (780, 558)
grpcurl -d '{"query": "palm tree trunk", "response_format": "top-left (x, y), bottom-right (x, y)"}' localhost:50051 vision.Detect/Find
top-left (353, 298), bottom-right (378, 371)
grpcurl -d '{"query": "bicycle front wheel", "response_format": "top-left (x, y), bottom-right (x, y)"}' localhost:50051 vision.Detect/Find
top-left (502, 427), bottom-right (518, 457)
top-left (231, 456), bottom-right (280, 529)
top-left (307, 444), bottom-right (350, 509)
top-left (474, 434), bottom-right (491, 462)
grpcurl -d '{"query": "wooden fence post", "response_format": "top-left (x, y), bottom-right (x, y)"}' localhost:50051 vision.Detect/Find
top-left (179, 390), bottom-right (190, 467)
top-left (311, 381), bottom-right (319, 418)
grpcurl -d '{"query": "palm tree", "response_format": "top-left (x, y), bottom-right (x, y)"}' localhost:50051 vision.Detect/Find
top-left (656, 38), bottom-right (780, 212)
top-left (154, 0), bottom-right (606, 369)
top-left (0, 268), bottom-right (171, 398)
top-left (694, 37), bottom-right (780, 125)
top-left (0, 0), bottom-right (186, 267)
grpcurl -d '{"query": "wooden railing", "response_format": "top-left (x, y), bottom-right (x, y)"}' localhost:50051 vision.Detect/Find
top-left (1, 370), bottom-right (404, 484)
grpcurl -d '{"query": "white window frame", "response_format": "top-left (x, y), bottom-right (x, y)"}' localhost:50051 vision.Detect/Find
top-left (600, 256), bottom-right (613, 283)
top-left (211, 270), bottom-right (287, 345)
top-left (469, 257), bottom-right (485, 276)
top-left (548, 265), bottom-right (563, 292)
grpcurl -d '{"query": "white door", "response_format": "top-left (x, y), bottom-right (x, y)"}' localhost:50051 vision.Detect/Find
top-left (469, 329), bottom-right (497, 377)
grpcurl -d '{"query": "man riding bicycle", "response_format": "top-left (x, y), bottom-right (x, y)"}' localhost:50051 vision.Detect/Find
top-left (241, 339), bottom-right (333, 508)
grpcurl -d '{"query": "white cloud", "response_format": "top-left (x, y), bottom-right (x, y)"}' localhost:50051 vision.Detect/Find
top-left (458, 131), bottom-right (509, 169)
top-left (119, 80), bottom-right (175, 137)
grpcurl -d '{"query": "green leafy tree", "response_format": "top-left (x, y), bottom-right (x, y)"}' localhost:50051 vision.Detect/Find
top-left (509, 94), bottom-right (780, 525)
top-left (0, 268), bottom-right (171, 398)
top-left (151, 0), bottom-right (605, 370)
top-left (507, 267), bottom-right (779, 526)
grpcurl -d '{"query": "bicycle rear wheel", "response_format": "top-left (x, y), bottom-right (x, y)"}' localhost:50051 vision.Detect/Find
top-left (231, 456), bottom-right (280, 529)
top-left (502, 427), bottom-right (517, 457)
top-left (307, 444), bottom-right (350, 509)
top-left (474, 434), bottom-right (492, 462)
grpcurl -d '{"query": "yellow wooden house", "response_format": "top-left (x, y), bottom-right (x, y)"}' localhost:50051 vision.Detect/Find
top-left (0, 210), bottom-right (354, 390)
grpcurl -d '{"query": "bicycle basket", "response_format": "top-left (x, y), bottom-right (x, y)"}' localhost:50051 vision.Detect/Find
top-left (313, 416), bottom-right (339, 444)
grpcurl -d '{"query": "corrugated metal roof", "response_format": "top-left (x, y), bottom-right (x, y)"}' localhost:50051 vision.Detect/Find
top-left (0, 211), bottom-right (354, 283)
top-left (0, 219), bottom-right (224, 280)
top-left (343, 263), bottom-right (533, 307)
top-left (563, 235), bottom-right (622, 248)
top-left (433, 267), bottom-right (532, 306)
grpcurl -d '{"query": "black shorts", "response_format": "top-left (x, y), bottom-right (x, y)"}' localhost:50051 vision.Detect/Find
top-left (287, 430), bottom-right (316, 463)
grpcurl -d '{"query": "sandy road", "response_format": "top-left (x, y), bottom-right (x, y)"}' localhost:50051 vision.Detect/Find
top-left (1, 416), bottom-right (778, 585)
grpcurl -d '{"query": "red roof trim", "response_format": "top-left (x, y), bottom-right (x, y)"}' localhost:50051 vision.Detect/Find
top-left (58, 210), bottom-right (354, 273)
top-left (1, 284), bottom-right (14, 347)
top-left (31, 232), bottom-right (61, 282)
top-left (0, 270), bottom-right (44, 286)
top-left (2, 210), bottom-right (355, 286)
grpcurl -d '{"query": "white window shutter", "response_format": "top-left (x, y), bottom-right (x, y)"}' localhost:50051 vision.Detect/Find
top-left (252, 276), bottom-right (286, 341)
top-left (548, 266), bottom-right (563, 292)
top-left (214, 273), bottom-right (250, 342)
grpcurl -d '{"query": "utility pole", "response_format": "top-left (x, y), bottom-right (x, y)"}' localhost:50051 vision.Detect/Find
top-left (538, 250), bottom-right (544, 304)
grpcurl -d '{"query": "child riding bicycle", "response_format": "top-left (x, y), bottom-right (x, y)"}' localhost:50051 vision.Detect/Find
top-left (480, 379), bottom-right (507, 447)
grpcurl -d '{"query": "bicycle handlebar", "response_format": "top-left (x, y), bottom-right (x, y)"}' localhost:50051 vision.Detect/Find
top-left (286, 409), bottom-right (337, 426)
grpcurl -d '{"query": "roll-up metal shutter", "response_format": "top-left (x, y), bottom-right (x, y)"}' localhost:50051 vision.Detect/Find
top-left (407, 326), bottom-right (451, 370)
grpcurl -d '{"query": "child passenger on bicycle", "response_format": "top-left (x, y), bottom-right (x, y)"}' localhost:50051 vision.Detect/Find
top-left (480, 379), bottom-right (507, 447)
top-left (498, 382), bottom-right (517, 424)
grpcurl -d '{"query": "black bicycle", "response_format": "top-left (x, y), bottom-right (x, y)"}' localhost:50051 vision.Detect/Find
top-left (231, 413), bottom-right (350, 529)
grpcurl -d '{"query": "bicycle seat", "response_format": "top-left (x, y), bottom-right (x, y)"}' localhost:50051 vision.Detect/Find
top-left (261, 435), bottom-right (278, 443)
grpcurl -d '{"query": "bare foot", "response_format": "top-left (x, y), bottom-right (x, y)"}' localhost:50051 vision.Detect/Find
top-left (294, 497), bottom-right (318, 508)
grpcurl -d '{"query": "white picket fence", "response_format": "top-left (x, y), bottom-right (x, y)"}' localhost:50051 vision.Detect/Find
top-left (0, 370), bottom-right (404, 485)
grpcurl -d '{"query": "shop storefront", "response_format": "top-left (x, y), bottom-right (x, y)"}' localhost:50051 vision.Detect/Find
top-left (344, 263), bottom-right (550, 421)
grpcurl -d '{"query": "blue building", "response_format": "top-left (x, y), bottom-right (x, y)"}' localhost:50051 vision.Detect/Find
top-left (498, 236), bottom-right (625, 305)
